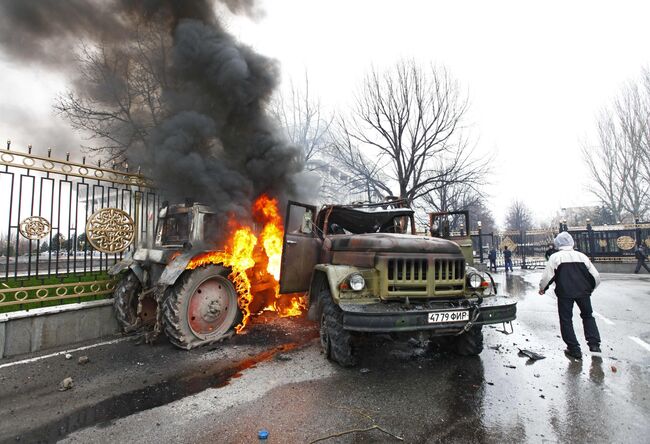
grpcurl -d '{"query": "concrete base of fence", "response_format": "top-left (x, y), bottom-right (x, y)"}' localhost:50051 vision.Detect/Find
top-left (0, 299), bottom-right (119, 359)
top-left (592, 262), bottom-right (641, 274)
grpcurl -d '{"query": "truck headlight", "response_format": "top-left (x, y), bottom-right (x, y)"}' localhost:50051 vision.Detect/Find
top-left (349, 273), bottom-right (366, 291)
top-left (468, 273), bottom-right (483, 289)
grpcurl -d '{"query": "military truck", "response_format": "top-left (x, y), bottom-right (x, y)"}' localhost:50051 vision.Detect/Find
top-left (109, 201), bottom-right (244, 349)
top-left (279, 201), bottom-right (516, 366)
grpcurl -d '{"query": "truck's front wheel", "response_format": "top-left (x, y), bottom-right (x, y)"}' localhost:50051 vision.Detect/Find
top-left (163, 265), bottom-right (240, 349)
top-left (452, 325), bottom-right (484, 356)
top-left (318, 287), bottom-right (356, 367)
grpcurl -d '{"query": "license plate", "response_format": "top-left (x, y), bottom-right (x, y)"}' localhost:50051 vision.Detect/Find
top-left (427, 310), bottom-right (469, 324)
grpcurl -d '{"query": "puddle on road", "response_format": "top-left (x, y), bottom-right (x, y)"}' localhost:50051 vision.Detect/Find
top-left (13, 334), bottom-right (318, 444)
top-left (497, 273), bottom-right (535, 299)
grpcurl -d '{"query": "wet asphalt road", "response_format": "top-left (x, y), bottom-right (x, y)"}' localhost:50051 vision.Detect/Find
top-left (1, 270), bottom-right (649, 443)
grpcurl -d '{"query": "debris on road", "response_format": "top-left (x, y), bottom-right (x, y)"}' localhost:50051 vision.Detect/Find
top-left (611, 366), bottom-right (618, 373)
top-left (65, 353), bottom-right (72, 360)
top-left (360, 368), bottom-right (371, 374)
top-left (518, 349), bottom-right (546, 361)
top-left (258, 429), bottom-right (269, 440)
top-left (309, 424), bottom-right (404, 443)
top-left (504, 365), bottom-right (517, 369)
top-left (58, 377), bottom-right (74, 391)
top-left (78, 356), bottom-right (90, 365)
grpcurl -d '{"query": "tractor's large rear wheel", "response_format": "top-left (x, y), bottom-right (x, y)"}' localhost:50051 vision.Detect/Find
top-left (113, 271), bottom-right (142, 332)
top-left (163, 265), bottom-right (240, 349)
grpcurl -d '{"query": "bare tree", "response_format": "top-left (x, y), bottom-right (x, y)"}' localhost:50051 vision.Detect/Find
top-left (582, 116), bottom-right (627, 222)
top-left (326, 121), bottom-right (394, 202)
top-left (584, 69), bottom-right (650, 221)
top-left (331, 60), bottom-right (482, 206)
top-left (268, 74), bottom-right (332, 166)
top-left (505, 200), bottom-right (533, 232)
top-left (54, 18), bottom-right (172, 163)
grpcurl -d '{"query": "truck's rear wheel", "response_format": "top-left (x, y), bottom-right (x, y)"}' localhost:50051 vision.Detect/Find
top-left (318, 287), bottom-right (356, 367)
top-left (452, 325), bottom-right (484, 356)
top-left (113, 271), bottom-right (142, 332)
top-left (163, 265), bottom-right (240, 349)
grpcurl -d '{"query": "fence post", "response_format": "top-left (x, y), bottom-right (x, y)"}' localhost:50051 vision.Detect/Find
top-left (478, 221), bottom-right (483, 263)
top-left (586, 218), bottom-right (594, 260)
top-left (134, 193), bottom-right (142, 248)
top-left (521, 229), bottom-right (527, 269)
top-left (635, 216), bottom-right (641, 247)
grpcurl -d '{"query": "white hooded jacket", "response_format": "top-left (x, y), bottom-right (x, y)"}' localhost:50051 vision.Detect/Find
top-left (539, 232), bottom-right (600, 299)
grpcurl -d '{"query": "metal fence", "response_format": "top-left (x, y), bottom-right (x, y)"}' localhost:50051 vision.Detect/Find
top-left (471, 221), bottom-right (650, 269)
top-left (0, 142), bottom-right (159, 312)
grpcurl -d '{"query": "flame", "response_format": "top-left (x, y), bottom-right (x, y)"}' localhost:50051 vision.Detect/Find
top-left (254, 195), bottom-right (284, 280)
top-left (186, 195), bottom-right (305, 333)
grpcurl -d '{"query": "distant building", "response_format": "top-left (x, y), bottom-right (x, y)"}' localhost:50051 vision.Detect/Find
top-left (305, 157), bottom-right (383, 206)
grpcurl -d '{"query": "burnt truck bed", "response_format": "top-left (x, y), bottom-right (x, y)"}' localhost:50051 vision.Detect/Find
top-left (339, 295), bottom-right (516, 333)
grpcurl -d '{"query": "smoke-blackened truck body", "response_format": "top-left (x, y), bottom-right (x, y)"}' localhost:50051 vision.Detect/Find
top-left (279, 201), bottom-right (517, 367)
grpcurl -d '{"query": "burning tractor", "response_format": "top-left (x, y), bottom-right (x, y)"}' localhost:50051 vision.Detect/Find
top-left (278, 201), bottom-right (517, 366)
top-left (109, 197), bottom-right (296, 349)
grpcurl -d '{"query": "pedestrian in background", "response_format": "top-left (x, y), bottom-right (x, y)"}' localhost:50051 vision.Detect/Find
top-left (488, 247), bottom-right (497, 272)
top-left (503, 246), bottom-right (513, 272)
top-left (545, 243), bottom-right (557, 260)
top-left (539, 232), bottom-right (601, 359)
top-left (634, 244), bottom-right (650, 274)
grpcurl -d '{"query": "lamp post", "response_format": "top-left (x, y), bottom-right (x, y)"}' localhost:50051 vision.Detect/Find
top-left (477, 220), bottom-right (483, 264)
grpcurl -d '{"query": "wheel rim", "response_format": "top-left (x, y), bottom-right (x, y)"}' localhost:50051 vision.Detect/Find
top-left (187, 275), bottom-right (238, 340)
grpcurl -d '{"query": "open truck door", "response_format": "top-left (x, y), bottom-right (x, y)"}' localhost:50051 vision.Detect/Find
top-left (279, 201), bottom-right (322, 293)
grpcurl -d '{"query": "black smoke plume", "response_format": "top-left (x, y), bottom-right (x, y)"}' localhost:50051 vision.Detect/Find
top-left (0, 0), bottom-right (305, 223)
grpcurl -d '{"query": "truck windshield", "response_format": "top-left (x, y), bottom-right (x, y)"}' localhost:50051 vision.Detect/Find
top-left (319, 207), bottom-right (414, 235)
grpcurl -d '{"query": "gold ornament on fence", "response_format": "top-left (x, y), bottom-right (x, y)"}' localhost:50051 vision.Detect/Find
top-left (19, 216), bottom-right (51, 240)
top-left (501, 236), bottom-right (517, 252)
top-left (616, 235), bottom-right (636, 251)
top-left (86, 208), bottom-right (135, 253)
top-left (645, 237), bottom-right (650, 248)
top-left (598, 239), bottom-right (608, 248)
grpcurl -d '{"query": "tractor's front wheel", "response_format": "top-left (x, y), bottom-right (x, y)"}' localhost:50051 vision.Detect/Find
top-left (163, 265), bottom-right (240, 349)
top-left (113, 271), bottom-right (142, 332)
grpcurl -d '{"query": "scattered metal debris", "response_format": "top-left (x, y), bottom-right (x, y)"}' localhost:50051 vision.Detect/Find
top-left (309, 425), bottom-right (404, 443)
top-left (518, 349), bottom-right (546, 361)
top-left (78, 356), bottom-right (90, 365)
top-left (65, 354), bottom-right (72, 360)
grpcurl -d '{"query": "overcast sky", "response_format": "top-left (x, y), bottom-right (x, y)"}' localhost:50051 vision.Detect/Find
top-left (2, 0), bottom-right (650, 228)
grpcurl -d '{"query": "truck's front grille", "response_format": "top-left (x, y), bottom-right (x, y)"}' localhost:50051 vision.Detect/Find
top-left (434, 259), bottom-right (466, 281)
top-left (387, 258), bottom-right (428, 281)
top-left (383, 257), bottom-right (465, 298)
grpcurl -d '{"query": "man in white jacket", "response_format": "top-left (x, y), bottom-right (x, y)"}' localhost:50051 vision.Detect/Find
top-left (539, 232), bottom-right (601, 359)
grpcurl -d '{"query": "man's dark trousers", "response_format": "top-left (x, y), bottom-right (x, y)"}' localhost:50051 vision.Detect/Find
top-left (557, 296), bottom-right (600, 351)
top-left (635, 258), bottom-right (650, 273)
